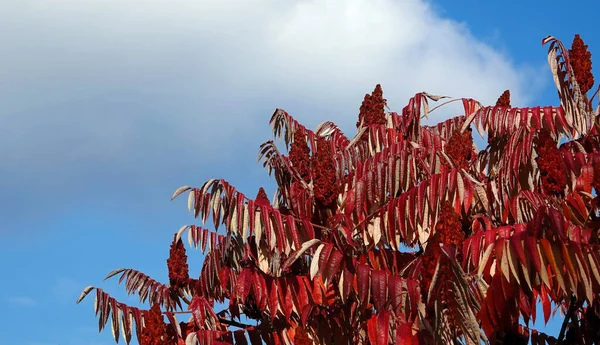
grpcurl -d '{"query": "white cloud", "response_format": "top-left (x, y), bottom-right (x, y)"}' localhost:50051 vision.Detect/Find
top-left (8, 296), bottom-right (36, 307)
top-left (0, 0), bottom-right (546, 229)
top-left (0, 0), bottom-right (542, 128)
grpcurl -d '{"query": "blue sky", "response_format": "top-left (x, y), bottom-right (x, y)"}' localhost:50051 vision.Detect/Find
top-left (0, 0), bottom-right (598, 344)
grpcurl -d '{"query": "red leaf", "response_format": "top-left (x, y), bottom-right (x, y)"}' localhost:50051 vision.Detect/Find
top-left (389, 275), bottom-right (404, 316)
top-left (237, 193), bottom-right (245, 235)
top-left (356, 181), bottom-right (366, 218)
top-left (371, 270), bottom-right (388, 311)
top-left (201, 228), bottom-right (209, 253)
top-left (253, 272), bottom-right (267, 311)
top-left (367, 315), bottom-right (379, 345)
top-left (345, 190), bottom-right (356, 216)
top-left (357, 264), bottom-right (371, 307)
top-left (101, 292), bottom-right (110, 331)
top-left (111, 298), bottom-right (119, 342)
top-left (121, 305), bottom-right (132, 344)
top-left (510, 235), bottom-right (527, 267)
top-left (283, 283), bottom-right (294, 320)
top-left (238, 269), bottom-right (252, 302)
top-left (395, 323), bottom-right (413, 345)
top-left (377, 310), bottom-right (390, 345)
top-left (318, 244), bottom-right (334, 278)
top-left (526, 237), bottom-right (542, 275)
top-left (406, 279), bottom-right (419, 319)
top-left (291, 276), bottom-right (309, 312)
top-left (268, 278), bottom-right (279, 321)
top-left (190, 296), bottom-right (206, 330)
top-left (367, 170), bottom-right (375, 211)
top-left (323, 249), bottom-right (344, 285)
top-left (302, 219), bottom-right (315, 239)
top-left (300, 304), bottom-right (313, 326)
top-left (273, 212), bottom-right (286, 253)
top-left (132, 308), bottom-right (143, 340)
top-left (248, 200), bottom-right (255, 237)
top-left (548, 208), bottom-right (566, 240)
top-left (287, 216), bottom-right (301, 249)
top-left (312, 276), bottom-right (324, 305)
top-left (470, 233), bottom-right (482, 268)
top-left (540, 284), bottom-right (551, 324)
top-left (343, 267), bottom-right (354, 300)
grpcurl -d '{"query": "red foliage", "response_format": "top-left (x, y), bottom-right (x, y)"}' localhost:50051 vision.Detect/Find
top-left (536, 130), bottom-right (567, 196)
top-left (289, 129), bottom-right (311, 182)
top-left (569, 34), bottom-right (594, 94)
top-left (594, 161), bottom-right (600, 192)
top-left (445, 128), bottom-right (475, 170)
top-left (356, 84), bottom-right (387, 127)
top-left (312, 137), bottom-right (337, 207)
top-left (434, 201), bottom-right (464, 248)
top-left (495, 90), bottom-right (511, 107)
top-left (81, 35), bottom-right (600, 345)
top-left (167, 235), bottom-right (190, 291)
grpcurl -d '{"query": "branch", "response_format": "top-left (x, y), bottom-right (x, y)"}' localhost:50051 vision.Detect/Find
top-left (165, 311), bottom-right (255, 329)
top-left (557, 294), bottom-right (579, 345)
top-left (218, 317), bottom-right (253, 329)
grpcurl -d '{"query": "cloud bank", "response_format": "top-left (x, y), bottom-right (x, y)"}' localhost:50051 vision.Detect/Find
top-left (0, 0), bottom-right (544, 233)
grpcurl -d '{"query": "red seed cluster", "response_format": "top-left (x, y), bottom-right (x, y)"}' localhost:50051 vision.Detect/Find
top-left (569, 34), bottom-right (594, 94)
top-left (445, 129), bottom-right (475, 170)
top-left (536, 130), bottom-right (567, 196)
top-left (312, 137), bottom-right (338, 207)
top-left (294, 325), bottom-right (313, 345)
top-left (255, 187), bottom-right (270, 206)
top-left (420, 234), bottom-right (442, 299)
top-left (356, 84), bottom-right (387, 128)
top-left (289, 129), bottom-right (312, 182)
top-left (420, 202), bottom-right (464, 299)
top-left (495, 90), bottom-right (511, 107)
top-left (139, 303), bottom-right (169, 345)
top-left (167, 235), bottom-right (190, 291)
top-left (434, 201), bottom-right (464, 247)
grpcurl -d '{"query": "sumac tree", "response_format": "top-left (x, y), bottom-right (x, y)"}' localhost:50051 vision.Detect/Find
top-left (78, 35), bottom-right (600, 345)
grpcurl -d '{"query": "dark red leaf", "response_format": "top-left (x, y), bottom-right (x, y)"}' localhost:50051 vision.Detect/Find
top-left (377, 310), bottom-right (390, 345)
top-left (357, 264), bottom-right (371, 307)
top-left (371, 270), bottom-right (387, 311)
top-left (233, 330), bottom-right (248, 345)
top-left (323, 249), bottom-right (344, 285)
top-left (367, 315), bottom-right (379, 345)
top-left (395, 322), bottom-right (413, 345)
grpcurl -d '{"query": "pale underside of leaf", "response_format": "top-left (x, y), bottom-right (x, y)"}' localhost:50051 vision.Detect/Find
top-left (310, 243), bottom-right (325, 280)
top-left (76, 285), bottom-right (95, 304)
top-left (171, 185), bottom-right (191, 201)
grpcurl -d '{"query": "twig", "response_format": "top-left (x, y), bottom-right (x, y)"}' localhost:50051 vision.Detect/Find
top-left (428, 98), bottom-right (461, 115)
